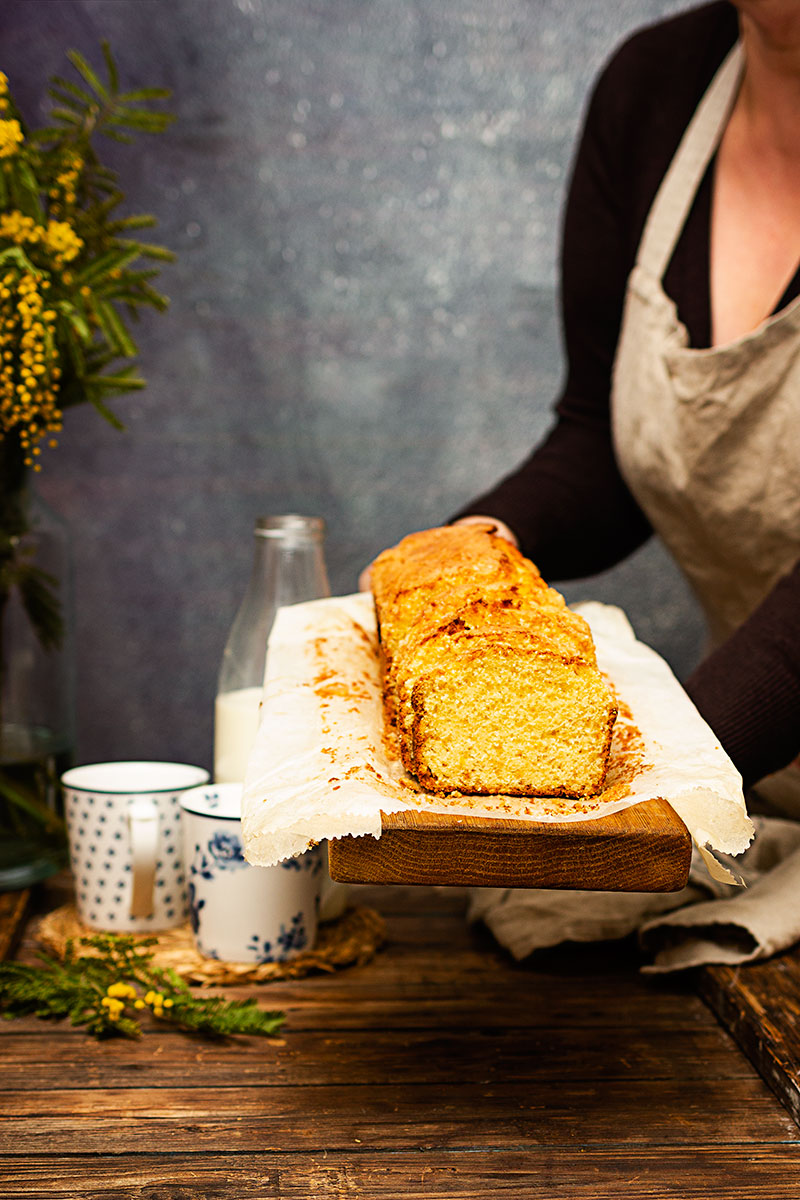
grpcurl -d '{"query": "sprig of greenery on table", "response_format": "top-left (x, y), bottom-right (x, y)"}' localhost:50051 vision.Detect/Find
top-left (0, 933), bottom-right (286, 1040)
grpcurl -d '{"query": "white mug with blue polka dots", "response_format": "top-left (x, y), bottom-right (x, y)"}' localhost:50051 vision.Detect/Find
top-left (180, 782), bottom-right (323, 963)
top-left (62, 761), bottom-right (210, 932)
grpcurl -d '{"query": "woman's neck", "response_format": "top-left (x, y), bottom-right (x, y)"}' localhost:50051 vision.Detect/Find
top-left (709, 6), bottom-right (800, 344)
top-left (737, 8), bottom-right (800, 154)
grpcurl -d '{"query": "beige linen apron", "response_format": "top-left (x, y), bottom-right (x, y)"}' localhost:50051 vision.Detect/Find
top-left (611, 43), bottom-right (800, 815)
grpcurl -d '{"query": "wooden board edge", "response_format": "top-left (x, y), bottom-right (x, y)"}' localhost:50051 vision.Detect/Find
top-left (330, 796), bottom-right (692, 892)
top-left (328, 825), bottom-right (692, 892)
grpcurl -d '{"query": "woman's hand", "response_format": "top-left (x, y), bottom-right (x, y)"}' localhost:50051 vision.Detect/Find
top-left (358, 561), bottom-right (375, 592)
top-left (452, 514), bottom-right (519, 546)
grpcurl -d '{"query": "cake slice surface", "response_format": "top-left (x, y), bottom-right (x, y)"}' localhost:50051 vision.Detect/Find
top-left (410, 632), bottom-right (616, 798)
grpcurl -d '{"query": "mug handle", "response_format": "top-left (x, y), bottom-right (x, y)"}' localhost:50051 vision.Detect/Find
top-left (128, 798), bottom-right (159, 918)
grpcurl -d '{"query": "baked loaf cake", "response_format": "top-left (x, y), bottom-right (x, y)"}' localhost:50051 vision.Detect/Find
top-left (371, 525), bottom-right (616, 798)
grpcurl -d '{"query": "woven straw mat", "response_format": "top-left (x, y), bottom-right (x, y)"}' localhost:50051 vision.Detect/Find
top-left (36, 904), bottom-right (386, 986)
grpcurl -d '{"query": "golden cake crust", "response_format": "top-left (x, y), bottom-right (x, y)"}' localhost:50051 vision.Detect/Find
top-left (371, 525), bottom-right (616, 799)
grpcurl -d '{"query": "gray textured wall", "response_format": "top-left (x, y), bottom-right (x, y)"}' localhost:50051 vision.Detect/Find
top-left (2, 0), bottom-right (704, 773)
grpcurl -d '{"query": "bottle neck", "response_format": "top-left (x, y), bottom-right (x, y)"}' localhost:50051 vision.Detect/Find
top-left (247, 531), bottom-right (330, 608)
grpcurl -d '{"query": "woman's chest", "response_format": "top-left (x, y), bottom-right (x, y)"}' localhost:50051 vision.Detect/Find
top-left (710, 115), bottom-right (800, 345)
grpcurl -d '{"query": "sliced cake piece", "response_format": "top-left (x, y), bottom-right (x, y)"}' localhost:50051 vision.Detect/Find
top-left (409, 630), bottom-right (616, 798)
top-left (389, 594), bottom-right (598, 769)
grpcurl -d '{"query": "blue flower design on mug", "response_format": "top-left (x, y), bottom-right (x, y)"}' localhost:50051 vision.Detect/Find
top-left (246, 912), bottom-right (308, 963)
top-left (278, 911), bottom-right (308, 954)
top-left (190, 844), bottom-right (215, 881)
top-left (207, 831), bottom-right (247, 871)
top-left (247, 934), bottom-right (274, 962)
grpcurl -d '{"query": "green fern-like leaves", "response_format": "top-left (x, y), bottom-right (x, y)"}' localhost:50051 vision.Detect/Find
top-left (0, 934), bottom-right (286, 1041)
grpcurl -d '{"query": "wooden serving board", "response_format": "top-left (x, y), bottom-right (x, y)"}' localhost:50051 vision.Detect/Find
top-left (328, 797), bottom-right (692, 892)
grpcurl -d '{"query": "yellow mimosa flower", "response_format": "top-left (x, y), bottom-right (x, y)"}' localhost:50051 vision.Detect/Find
top-left (0, 118), bottom-right (23, 158)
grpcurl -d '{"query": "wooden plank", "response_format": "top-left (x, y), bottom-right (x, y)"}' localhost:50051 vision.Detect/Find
top-left (698, 946), bottom-right (800, 1128)
top-left (2, 1147), bottom-right (800, 1200)
top-left (7, 896), bottom-right (716, 1034)
top-left (0, 1077), bottom-right (795, 1153)
top-left (0, 949), bottom-right (715, 1035)
top-left (0, 903), bottom-right (712, 1015)
top-left (2, 883), bottom-right (799, 1200)
top-left (0, 890), bottom-right (30, 961)
top-left (329, 798), bottom-right (692, 891)
top-left (0, 989), bottom-right (719, 1042)
top-left (0, 1025), bottom-right (755, 1090)
top-left (0, 989), bottom-right (719, 1035)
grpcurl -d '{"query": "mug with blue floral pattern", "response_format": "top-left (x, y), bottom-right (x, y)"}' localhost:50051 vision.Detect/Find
top-left (62, 761), bottom-right (210, 931)
top-left (179, 782), bottom-right (323, 963)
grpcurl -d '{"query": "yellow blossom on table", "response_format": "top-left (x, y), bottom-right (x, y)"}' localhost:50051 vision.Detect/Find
top-left (142, 989), bottom-right (169, 1018)
top-left (0, 118), bottom-right (23, 158)
top-left (106, 982), bottom-right (137, 1000)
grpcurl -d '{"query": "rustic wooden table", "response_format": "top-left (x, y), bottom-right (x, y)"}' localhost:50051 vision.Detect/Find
top-left (2, 879), bottom-right (800, 1199)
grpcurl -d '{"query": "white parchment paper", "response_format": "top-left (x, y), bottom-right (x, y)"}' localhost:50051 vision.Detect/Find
top-left (242, 593), bottom-right (754, 884)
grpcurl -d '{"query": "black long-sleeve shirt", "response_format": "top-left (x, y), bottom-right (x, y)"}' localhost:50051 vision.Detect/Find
top-left (455, 2), bottom-right (800, 790)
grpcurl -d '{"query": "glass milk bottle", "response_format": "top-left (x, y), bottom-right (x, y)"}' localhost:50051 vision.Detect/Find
top-left (214, 514), bottom-right (330, 783)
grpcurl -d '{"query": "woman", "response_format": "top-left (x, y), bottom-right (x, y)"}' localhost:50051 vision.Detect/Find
top-left (453, 0), bottom-right (800, 817)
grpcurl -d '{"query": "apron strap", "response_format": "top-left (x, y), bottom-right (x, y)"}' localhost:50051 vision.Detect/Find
top-left (636, 42), bottom-right (744, 280)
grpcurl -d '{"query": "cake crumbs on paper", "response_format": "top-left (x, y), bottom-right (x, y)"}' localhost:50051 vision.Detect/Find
top-left (317, 682), bottom-right (373, 701)
top-left (596, 691), bottom-right (652, 803)
top-left (300, 599), bottom-right (656, 824)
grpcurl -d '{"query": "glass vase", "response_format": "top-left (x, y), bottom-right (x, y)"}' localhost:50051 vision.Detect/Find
top-left (0, 484), bottom-right (75, 889)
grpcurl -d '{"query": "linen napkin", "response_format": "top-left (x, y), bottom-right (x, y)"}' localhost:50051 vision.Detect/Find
top-left (468, 814), bottom-right (800, 972)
